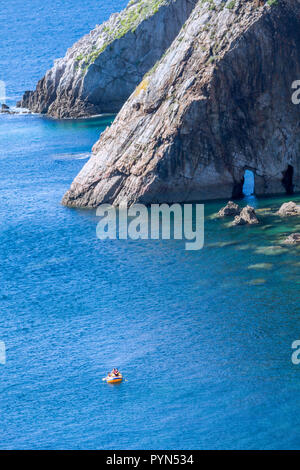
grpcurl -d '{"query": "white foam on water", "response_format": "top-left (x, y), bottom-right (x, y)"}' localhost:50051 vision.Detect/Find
top-left (53, 152), bottom-right (91, 161)
top-left (10, 106), bottom-right (31, 114)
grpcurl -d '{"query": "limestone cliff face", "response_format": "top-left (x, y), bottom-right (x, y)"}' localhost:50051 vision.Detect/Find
top-left (63, 0), bottom-right (300, 207)
top-left (18, 0), bottom-right (195, 118)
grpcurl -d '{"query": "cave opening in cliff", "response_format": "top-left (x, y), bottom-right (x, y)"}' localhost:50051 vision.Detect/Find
top-left (242, 170), bottom-right (255, 197)
top-left (232, 169), bottom-right (255, 199)
top-left (282, 165), bottom-right (294, 195)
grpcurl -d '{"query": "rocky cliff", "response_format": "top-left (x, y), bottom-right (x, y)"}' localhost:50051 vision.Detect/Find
top-left (62, 0), bottom-right (300, 207)
top-left (18, 0), bottom-right (195, 118)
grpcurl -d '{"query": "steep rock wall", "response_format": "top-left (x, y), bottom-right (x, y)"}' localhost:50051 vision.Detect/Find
top-left (18, 0), bottom-right (195, 118)
top-left (62, 0), bottom-right (300, 206)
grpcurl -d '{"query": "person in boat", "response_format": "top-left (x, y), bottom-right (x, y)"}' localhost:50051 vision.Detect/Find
top-left (112, 368), bottom-right (120, 376)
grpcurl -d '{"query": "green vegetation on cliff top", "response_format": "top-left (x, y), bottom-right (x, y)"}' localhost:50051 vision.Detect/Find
top-left (76, 0), bottom-right (168, 73)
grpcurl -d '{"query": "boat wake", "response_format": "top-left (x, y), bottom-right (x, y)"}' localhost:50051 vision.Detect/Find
top-left (52, 152), bottom-right (91, 161)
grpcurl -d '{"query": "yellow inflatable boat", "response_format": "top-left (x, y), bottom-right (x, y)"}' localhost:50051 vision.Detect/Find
top-left (105, 373), bottom-right (123, 384)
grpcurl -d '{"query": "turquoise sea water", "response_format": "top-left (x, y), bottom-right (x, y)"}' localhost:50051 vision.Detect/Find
top-left (1, 0), bottom-right (300, 450)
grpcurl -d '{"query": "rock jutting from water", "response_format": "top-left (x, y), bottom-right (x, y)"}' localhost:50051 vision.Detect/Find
top-left (62, 0), bottom-right (300, 208)
top-left (0, 103), bottom-right (30, 115)
top-left (218, 201), bottom-right (241, 218)
top-left (1, 103), bottom-right (10, 113)
top-left (231, 206), bottom-right (259, 226)
top-left (17, 0), bottom-right (195, 118)
top-left (277, 202), bottom-right (300, 217)
top-left (283, 233), bottom-right (300, 245)
top-left (0, 104), bottom-right (26, 115)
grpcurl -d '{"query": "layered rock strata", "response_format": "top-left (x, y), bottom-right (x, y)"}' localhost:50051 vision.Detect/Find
top-left (62, 0), bottom-right (300, 207)
top-left (18, 0), bottom-right (195, 118)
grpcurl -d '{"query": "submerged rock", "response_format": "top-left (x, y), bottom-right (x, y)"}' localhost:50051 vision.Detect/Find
top-left (62, 0), bottom-right (300, 207)
top-left (248, 263), bottom-right (273, 271)
top-left (17, 0), bottom-right (195, 118)
top-left (218, 201), bottom-right (241, 218)
top-left (283, 233), bottom-right (300, 245)
top-left (232, 206), bottom-right (259, 226)
top-left (247, 279), bottom-right (266, 286)
top-left (207, 241), bottom-right (239, 248)
top-left (255, 245), bottom-right (288, 256)
top-left (277, 202), bottom-right (300, 217)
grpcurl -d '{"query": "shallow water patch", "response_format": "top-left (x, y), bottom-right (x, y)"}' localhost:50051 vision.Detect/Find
top-left (248, 263), bottom-right (273, 271)
top-left (246, 278), bottom-right (267, 285)
top-left (254, 246), bottom-right (289, 256)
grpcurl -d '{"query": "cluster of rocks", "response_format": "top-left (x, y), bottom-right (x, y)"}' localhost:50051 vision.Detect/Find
top-left (218, 200), bottom-right (300, 245)
top-left (218, 201), bottom-right (259, 226)
top-left (0, 103), bottom-right (30, 115)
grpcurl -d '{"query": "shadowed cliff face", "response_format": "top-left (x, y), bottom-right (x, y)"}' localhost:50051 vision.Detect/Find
top-left (62, 0), bottom-right (300, 207)
top-left (17, 0), bottom-right (196, 118)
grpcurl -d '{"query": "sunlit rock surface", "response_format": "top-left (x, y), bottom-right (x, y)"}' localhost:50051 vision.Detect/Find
top-left (63, 0), bottom-right (300, 207)
top-left (283, 233), bottom-right (300, 245)
top-left (218, 201), bottom-right (241, 218)
top-left (18, 0), bottom-right (195, 118)
top-left (277, 202), bottom-right (300, 217)
top-left (232, 205), bottom-right (259, 226)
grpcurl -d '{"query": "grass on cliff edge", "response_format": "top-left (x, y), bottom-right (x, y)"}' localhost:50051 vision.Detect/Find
top-left (76, 0), bottom-right (168, 74)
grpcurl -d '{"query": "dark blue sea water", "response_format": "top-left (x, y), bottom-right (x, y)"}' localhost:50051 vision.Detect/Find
top-left (1, 0), bottom-right (300, 450)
